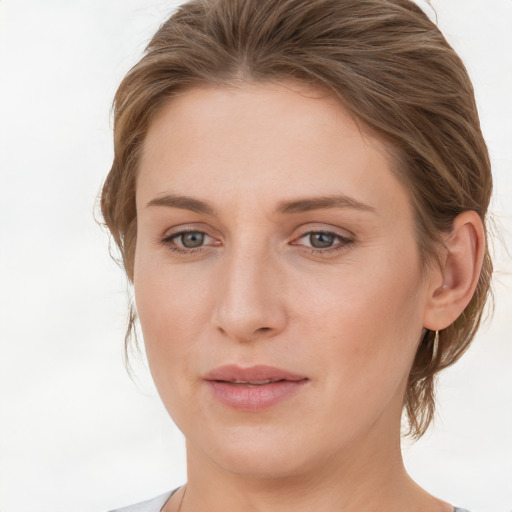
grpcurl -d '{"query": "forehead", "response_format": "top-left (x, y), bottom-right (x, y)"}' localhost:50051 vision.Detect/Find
top-left (142, 81), bottom-right (385, 161)
top-left (137, 82), bottom-right (409, 220)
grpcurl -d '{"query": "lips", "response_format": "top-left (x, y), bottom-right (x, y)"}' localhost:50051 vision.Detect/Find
top-left (204, 364), bottom-right (307, 383)
top-left (203, 365), bottom-right (308, 410)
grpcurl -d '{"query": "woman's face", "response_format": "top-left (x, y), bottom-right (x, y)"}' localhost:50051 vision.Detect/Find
top-left (134, 82), bottom-right (436, 477)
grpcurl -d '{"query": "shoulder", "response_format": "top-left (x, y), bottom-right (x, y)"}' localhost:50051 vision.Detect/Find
top-left (108, 491), bottom-right (174, 512)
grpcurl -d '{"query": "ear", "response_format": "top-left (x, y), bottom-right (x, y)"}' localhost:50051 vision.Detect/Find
top-left (423, 210), bottom-right (485, 331)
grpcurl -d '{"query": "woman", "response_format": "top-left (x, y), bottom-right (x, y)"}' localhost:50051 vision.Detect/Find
top-left (101, 0), bottom-right (492, 511)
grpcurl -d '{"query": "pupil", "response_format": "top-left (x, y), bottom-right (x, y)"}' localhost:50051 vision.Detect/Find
top-left (310, 233), bottom-right (334, 248)
top-left (182, 232), bottom-right (204, 248)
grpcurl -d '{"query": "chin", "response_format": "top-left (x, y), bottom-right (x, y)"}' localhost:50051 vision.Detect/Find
top-left (189, 422), bottom-right (333, 479)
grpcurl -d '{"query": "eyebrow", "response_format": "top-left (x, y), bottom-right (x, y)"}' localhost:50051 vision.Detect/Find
top-left (274, 195), bottom-right (376, 215)
top-left (146, 193), bottom-right (376, 215)
top-left (146, 194), bottom-right (216, 215)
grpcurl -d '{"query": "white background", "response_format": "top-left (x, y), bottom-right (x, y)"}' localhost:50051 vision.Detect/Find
top-left (0, 1), bottom-right (511, 511)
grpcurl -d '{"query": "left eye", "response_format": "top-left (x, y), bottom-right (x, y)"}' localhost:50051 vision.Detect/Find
top-left (295, 231), bottom-right (351, 251)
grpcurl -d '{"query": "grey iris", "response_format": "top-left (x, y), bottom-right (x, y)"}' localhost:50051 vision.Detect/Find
top-left (310, 233), bottom-right (335, 248)
top-left (181, 232), bottom-right (204, 248)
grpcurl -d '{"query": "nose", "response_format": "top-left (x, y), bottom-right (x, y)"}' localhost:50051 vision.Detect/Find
top-left (211, 243), bottom-right (287, 343)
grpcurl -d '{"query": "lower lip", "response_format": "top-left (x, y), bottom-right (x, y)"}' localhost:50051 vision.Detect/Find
top-left (206, 380), bottom-right (308, 410)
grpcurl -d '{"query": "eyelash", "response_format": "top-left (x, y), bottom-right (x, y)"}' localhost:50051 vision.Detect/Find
top-left (160, 229), bottom-right (354, 256)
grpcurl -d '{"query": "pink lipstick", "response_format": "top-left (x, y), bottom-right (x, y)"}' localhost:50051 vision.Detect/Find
top-left (203, 365), bottom-right (308, 410)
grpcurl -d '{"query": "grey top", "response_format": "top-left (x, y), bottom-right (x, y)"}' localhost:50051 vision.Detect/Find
top-left (108, 491), bottom-right (174, 512)
top-left (109, 491), bottom-right (472, 512)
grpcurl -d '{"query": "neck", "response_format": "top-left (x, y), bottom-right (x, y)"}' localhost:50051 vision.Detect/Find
top-left (176, 425), bottom-right (449, 512)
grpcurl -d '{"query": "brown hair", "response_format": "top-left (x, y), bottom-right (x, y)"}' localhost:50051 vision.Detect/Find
top-left (101, 0), bottom-right (493, 438)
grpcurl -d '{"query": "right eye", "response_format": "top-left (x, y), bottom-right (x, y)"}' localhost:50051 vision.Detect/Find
top-left (174, 231), bottom-right (206, 248)
top-left (161, 230), bottom-right (219, 253)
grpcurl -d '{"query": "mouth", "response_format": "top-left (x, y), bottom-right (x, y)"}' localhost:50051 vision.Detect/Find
top-left (203, 365), bottom-right (309, 410)
top-left (226, 379), bottom-right (288, 386)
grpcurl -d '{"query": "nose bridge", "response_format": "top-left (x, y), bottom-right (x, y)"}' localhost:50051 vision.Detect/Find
top-left (212, 236), bottom-right (286, 342)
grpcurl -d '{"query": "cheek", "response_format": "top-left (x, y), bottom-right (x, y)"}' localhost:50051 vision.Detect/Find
top-left (133, 249), bottom-right (212, 396)
top-left (134, 231), bottom-right (213, 337)
top-left (135, 271), bottom-right (203, 344)
top-left (134, 276), bottom-right (208, 429)
top-left (289, 256), bottom-right (425, 441)
top-left (293, 245), bottom-right (425, 387)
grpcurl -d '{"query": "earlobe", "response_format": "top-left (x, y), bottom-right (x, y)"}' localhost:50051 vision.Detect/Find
top-left (423, 210), bottom-right (485, 331)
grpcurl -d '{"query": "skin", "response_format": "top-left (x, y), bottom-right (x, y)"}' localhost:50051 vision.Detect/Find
top-left (133, 82), bottom-right (484, 512)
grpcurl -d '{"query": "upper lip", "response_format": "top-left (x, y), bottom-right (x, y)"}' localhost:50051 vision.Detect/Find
top-left (203, 365), bottom-right (308, 383)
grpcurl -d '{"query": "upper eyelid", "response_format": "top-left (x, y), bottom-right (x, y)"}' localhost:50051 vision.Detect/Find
top-left (162, 225), bottom-right (216, 240)
top-left (161, 226), bottom-right (350, 237)
top-left (161, 225), bottom-right (353, 239)
top-left (166, 228), bottom-right (209, 237)
top-left (298, 229), bottom-right (351, 239)
top-left (295, 223), bottom-right (356, 240)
